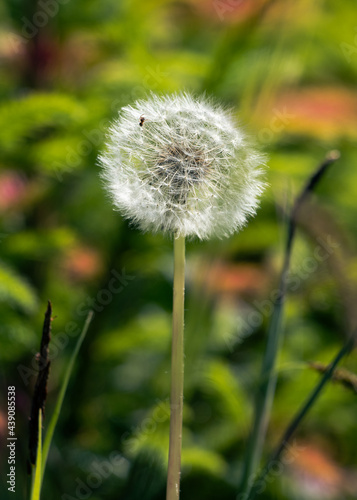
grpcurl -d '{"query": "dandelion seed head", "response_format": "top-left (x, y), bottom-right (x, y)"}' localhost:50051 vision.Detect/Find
top-left (99, 92), bottom-right (266, 239)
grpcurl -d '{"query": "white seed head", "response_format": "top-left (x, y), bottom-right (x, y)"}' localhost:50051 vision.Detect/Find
top-left (99, 93), bottom-right (266, 239)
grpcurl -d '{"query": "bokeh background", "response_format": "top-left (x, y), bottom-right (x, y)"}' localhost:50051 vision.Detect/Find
top-left (1, 0), bottom-right (357, 499)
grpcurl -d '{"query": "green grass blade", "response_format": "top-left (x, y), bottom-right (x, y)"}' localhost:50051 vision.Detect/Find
top-left (30, 409), bottom-right (42, 500)
top-left (41, 311), bottom-right (93, 483)
top-left (248, 337), bottom-right (355, 500)
top-left (240, 152), bottom-right (340, 498)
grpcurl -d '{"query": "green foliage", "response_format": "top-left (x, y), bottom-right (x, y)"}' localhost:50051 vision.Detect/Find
top-left (2, 228), bottom-right (78, 259)
top-left (0, 260), bottom-right (38, 313)
top-left (1, 1), bottom-right (357, 499)
top-left (0, 94), bottom-right (85, 153)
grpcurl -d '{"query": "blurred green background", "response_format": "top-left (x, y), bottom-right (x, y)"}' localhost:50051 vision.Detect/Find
top-left (1, 0), bottom-right (357, 499)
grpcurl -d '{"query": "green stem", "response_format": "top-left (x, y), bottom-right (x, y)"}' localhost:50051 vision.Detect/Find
top-left (248, 337), bottom-right (354, 500)
top-left (166, 235), bottom-right (186, 500)
top-left (240, 151), bottom-right (340, 498)
top-left (41, 311), bottom-right (93, 484)
top-left (240, 242), bottom-right (292, 498)
top-left (30, 409), bottom-right (42, 500)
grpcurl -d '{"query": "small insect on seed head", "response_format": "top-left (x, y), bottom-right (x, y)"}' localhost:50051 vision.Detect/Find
top-left (139, 115), bottom-right (145, 127)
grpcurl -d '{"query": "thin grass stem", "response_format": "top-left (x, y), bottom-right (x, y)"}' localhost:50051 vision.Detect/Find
top-left (30, 409), bottom-right (42, 500)
top-left (240, 151), bottom-right (340, 498)
top-left (248, 337), bottom-right (355, 500)
top-left (41, 311), bottom-right (93, 484)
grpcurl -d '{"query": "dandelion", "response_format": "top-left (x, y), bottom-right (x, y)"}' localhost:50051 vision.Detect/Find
top-left (99, 92), bottom-right (265, 240)
top-left (99, 92), bottom-right (266, 500)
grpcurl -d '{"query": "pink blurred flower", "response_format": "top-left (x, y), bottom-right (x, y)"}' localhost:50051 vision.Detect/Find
top-left (0, 171), bottom-right (27, 212)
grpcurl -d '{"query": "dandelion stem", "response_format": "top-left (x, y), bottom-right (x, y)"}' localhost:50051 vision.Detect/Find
top-left (166, 235), bottom-right (185, 500)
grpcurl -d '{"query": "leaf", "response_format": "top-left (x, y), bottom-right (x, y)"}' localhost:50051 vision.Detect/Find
top-left (0, 260), bottom-right (38, 313)
top-left (3, 228), bottom-right (78, 260)
top-left (41, 312), bottom-right (93, 483)
top-left (95, 311), bottom-right (170, 359)
top-left (201, 361), bottom-right (251, 426)
top-left (0, 93), bottom-right (85, 153)
top-left (182, 447), bottom-right (227, 477)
